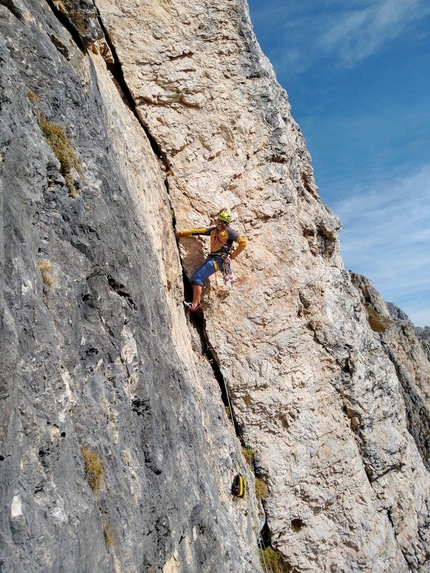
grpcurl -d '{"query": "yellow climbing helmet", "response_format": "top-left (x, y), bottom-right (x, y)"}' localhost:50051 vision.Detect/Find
top-left (217, 209), bottom-right (232, 224)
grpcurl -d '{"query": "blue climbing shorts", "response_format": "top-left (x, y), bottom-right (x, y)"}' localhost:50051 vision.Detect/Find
top-left (191, 258), bottom-right (219, 286)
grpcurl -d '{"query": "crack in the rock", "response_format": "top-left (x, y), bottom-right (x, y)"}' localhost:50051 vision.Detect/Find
top-left (45, 0), bottom-right (86, 51)
top-left (1, 0), bottom-right (25, 22)
top-left (182, 279), bottom-right (243, 441)
top-left (48, 0), bottom-right (243, 452)
top-left (91, 6), bottom-right (241, 444)
top-left (93, 7), bottom-right (172, 173)
top-left (93, 5), bottom-right (177, 230)
top-left (89, 12), bottom-right (245, 437)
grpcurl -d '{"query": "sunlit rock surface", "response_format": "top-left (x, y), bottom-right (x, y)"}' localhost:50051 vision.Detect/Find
top-left (0, 1), bottom-right (429, 572)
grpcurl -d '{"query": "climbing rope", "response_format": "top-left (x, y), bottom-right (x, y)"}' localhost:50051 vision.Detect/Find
top-left (199, 274), bottom-right (274, 573)
top-left (222, 381), bottom-right (275, 573)
top-left (247, 475), bottom-right (275, 573)
top-left (259, 539), bottom-right (276, 573)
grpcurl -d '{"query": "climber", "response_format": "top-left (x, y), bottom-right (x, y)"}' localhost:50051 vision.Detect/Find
top-left (175, 210), bottom-right (247, 311)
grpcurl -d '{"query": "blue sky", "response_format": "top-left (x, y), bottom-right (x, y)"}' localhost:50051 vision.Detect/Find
top-left (247, 0), bottom-right (430, 327)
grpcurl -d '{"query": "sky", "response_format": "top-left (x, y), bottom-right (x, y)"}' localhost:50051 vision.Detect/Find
top-left (247, 0), bottom-right (430, 327)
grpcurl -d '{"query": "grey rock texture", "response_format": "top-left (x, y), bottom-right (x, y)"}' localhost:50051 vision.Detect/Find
top-left (0, 0), bottom-right (429, 572)
top-left (416, 328), bottom-right (430, 364)
top-left (352, 275), bottom-right (430, 474)
top-left (387, 303), bottom-right (430, 363)
top-left (0, 2), bottom-right (261, 572)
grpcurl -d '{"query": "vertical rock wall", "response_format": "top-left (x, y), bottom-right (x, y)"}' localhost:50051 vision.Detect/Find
top-left (0, 1), bottom-right (262, 572)
top-left (352, 274), bottom-right (430, 474)
top-left (92, 0), bottom-right (429, 571)
top-left (0, 0), bottom-right (429, 572)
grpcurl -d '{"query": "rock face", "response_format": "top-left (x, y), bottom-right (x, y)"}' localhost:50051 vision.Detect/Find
top-left (387, 303), bottom-right (430, 364)
top-left (0, 3), bottom-right (260, 572)
top-left (353, 279), bottom-right (430, 475)
top-left (0, 1), bottom-right (429, 572)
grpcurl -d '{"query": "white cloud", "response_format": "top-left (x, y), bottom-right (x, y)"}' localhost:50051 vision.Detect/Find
top-left (250, 0), bottom-right (430, 74)
top-left (332, 164), bottom-right (430, 326)
top-left (321, 0), bottom-right (430, 66)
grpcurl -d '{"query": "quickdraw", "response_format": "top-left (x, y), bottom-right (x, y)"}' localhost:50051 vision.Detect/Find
top-left (231, 473), bottom-right (246, 498)
top-left (221, 256), bottom-right (235, 285)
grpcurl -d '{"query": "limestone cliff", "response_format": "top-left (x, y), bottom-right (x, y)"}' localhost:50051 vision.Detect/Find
top-left (0, 1), bottom-right (429, 572)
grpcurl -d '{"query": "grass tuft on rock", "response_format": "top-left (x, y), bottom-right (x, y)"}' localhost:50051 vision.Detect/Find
top-left (364, 305), bottom-right (392, 333)
top-left (39, 115), bottom-right (82, 196)
top-left (242, 446), bottom-right (255, 468)
top-left (81, 447), bottom-right (104, 492)
top-left (259, 546), bottom-right (294, 573)
top-left (27, 90), bottom-right (39, 104)
top-left (37, 259), bottom-right (54, 288)
top-left (102, 518), bottom-right (115, 547)
top-left (255, 477), bottom-right (268, 501)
